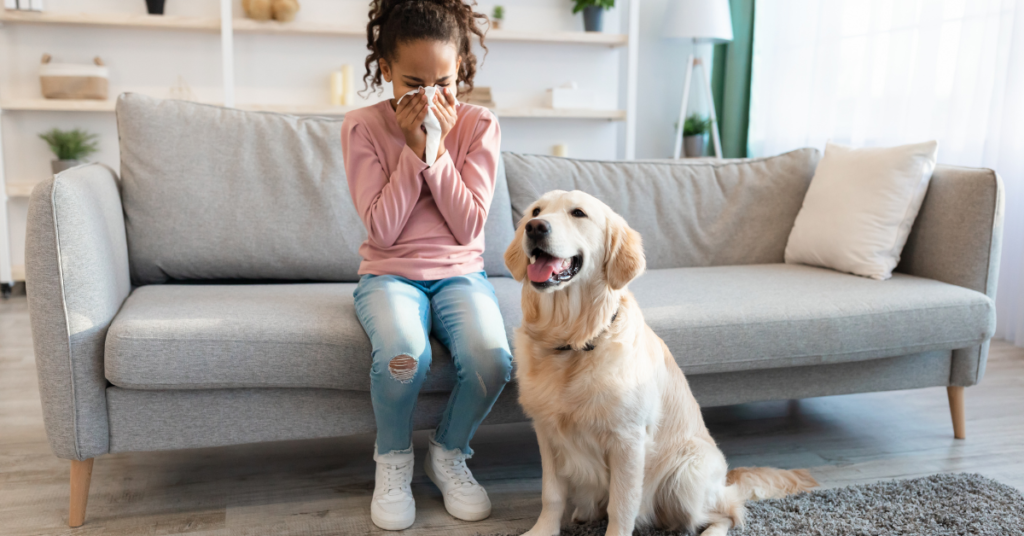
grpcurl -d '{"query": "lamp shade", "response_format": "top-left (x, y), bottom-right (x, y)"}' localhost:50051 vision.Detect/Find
top-left (663, 0), bottom-right (733, 43)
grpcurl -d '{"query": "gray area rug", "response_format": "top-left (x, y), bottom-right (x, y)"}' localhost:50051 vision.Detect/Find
top-left (488, 473), bottom-right (1024, 535)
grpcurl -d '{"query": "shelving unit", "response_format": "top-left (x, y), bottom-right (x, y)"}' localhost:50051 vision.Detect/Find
top-left (0, 1), bottom-right (640, 286)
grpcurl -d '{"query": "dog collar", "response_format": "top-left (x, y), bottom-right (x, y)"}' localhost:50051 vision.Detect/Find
top-left (555, 308), bottom-right (619, 352)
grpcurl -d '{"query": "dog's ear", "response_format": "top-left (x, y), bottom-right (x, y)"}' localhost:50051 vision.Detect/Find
top-left (605, 214), bottom-right (646, 290)
top-left (504, 220), bottom-right (528, 281)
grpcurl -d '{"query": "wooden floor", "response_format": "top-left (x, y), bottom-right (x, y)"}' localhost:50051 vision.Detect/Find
top-left (2, 292), bottom-right (1024, 535)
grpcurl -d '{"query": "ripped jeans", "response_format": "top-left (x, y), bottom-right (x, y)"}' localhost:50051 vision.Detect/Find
top-left (353, 272), bottom-right (513, 457)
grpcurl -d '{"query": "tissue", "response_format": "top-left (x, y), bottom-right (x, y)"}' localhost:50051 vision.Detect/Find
top-left (397, 86), bottom-right (458, 166)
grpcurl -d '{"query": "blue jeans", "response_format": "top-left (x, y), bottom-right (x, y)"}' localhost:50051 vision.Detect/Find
top-left (354, 272), bottom-right (513, 457)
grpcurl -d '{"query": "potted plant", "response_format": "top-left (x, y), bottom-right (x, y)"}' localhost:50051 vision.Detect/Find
top-left (573, 0), bottom-right (614, 32)
top-left (38, 128), bottom-right (100, 174)
top-left (682, 114), bottom-right (712, 158)
top-left (146, 0), bottom-right (166, 15)
top-left (491, 5), bottom-right (504, 30)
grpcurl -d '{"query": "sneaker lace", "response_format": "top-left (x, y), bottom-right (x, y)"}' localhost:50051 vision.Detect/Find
top-left (441, 456), bottom-right (481, 497)
top-left (380, 461), bottom-right (412, 500)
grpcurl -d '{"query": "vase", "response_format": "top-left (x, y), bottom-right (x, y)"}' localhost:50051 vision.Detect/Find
top-left (146, 0), bottom-right (166, 15)
top-left (583, 6), bottom-right (603, 32)
top-left (683, 135), bottom-right (706, 158)
top-left (51, 160), bottom-right (82, 174)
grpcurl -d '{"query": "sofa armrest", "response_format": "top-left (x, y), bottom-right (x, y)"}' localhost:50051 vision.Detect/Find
top-left (896, 164), bottom-right (1004, 386)
top-left (26, 164), bottom-right (131, 460)
top-left (898, 165), bottom-right (1004, 297)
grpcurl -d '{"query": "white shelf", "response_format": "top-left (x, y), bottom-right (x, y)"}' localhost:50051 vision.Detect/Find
top-left (0, 10), bottom-right (628, 47)
top-left (0, 98), bottom-right (626, 120)
top-left (5, 182), bottom-right (37, 198)
top-left (0, 98), bottom-right (116, 112)
top-left (494, 107), bottom-right (626, 120)
top-left (0, 9), bottom-right (220, 31)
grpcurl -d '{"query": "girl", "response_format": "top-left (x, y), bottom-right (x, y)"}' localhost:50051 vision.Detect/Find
top-left (340, 0), bottom-right (511, 531)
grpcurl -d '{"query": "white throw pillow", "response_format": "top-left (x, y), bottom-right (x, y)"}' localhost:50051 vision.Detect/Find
top-left (784, 141), bottom-right (939, 280)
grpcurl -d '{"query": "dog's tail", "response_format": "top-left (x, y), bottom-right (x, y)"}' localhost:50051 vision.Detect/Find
top-left (726, 467), bottom-right (818, 501)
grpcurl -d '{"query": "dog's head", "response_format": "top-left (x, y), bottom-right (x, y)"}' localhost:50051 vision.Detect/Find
top-left (505, 190), bottom-right (645, 293)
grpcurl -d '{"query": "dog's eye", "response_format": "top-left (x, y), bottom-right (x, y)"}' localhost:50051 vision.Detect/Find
top-left (571, 208), bottom-right (587, 218)
top-left (532, 207), bottom-right (541, 217)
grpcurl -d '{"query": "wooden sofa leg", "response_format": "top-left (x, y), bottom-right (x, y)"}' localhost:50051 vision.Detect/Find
top-left (947, 386), bottom-right (966, 440)
top-left (69, 458), bottom-right (94, 527)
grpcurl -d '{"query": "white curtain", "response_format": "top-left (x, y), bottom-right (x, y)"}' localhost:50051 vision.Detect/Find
top-left (748, 0), bottom-right (1024, 345)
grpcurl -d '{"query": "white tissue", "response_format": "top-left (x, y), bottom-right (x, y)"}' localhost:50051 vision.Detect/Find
top-left (396, 86), bottom-right (458, 166)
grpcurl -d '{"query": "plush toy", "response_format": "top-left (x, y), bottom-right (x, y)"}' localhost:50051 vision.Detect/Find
top-left (242, 0), bottom-right (300, 22)
top-left (272, 0), bottom-right (300, 22)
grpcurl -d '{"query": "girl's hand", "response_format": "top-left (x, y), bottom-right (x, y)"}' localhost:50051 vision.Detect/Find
top-left (395, 90), bottom-right (430, 159)
top-left (432, 86), bottom-right (459, 161)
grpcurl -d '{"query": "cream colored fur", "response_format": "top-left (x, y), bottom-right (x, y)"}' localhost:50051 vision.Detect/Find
top-left (505, 191), bottom-right (817, 536)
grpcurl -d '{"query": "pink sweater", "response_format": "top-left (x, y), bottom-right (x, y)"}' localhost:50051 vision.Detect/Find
top-left (341, 99), bottom-right (501, 280)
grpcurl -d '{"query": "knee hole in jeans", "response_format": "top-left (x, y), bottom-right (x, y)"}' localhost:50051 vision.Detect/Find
top-left (388, 355), bottom-right (418, 383)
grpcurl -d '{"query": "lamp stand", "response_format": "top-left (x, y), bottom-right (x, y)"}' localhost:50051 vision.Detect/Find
top-left (673, 50), bottom-right (723, 159)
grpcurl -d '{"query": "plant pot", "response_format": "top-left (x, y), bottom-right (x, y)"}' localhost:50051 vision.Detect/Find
top-left (583, 6), bottom-right (603, 32)
top-left (683, 135), bottom-right (706, 158)
top-left (146, 0), bottom-right (166, 15)
top-left (51, 159), bottom-right (82, 174)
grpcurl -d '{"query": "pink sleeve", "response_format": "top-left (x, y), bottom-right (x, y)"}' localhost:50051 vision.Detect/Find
top-left (341, 119), bottom-right (428, 248)
top-left (421, 111), bottom-right (501, 245)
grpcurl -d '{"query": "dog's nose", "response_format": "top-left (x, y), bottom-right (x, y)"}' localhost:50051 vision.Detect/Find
top-left (525, 218), bottom-right (551, 240)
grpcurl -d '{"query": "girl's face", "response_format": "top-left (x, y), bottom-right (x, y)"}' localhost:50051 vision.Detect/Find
top-left (380, 39), bottom-right (461, 100)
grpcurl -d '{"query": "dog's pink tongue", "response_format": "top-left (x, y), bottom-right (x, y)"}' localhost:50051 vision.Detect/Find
top-left (527, 256), bottom-right (568, 283)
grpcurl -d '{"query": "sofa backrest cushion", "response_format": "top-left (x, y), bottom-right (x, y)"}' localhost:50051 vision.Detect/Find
top-left (502, 149), bottom-right (820, 270)
top-left (117, 94), bottom-right (513, 285)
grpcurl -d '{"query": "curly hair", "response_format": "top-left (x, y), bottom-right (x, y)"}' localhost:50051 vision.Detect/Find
top-left (362, 0), bottom-right (488, 98)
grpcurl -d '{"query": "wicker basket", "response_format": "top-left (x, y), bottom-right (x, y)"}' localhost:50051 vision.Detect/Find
top-left (39, 54), bottom-right (109, 100)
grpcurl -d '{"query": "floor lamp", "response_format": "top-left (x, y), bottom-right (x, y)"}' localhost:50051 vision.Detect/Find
top-left (664, 0), bottom-right (734, 159)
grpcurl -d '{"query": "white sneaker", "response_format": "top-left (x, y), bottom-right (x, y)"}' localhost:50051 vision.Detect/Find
top-left (371, 448), bottom-right (416, 531)
top-left (424, 435), bottom-right (491, 521)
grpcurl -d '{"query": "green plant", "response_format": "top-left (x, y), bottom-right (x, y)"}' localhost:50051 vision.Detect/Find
top-left (492, 5), bottom-right (504, 20)
top-left (38, 128), bottom-right (99, 161)
top-left (572, 0), bottom-right (614, 14)
top-left (683, 114), bottom-right (712, 137)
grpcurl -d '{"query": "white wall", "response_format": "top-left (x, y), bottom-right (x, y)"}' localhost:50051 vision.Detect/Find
top-left (1, 0), bottom-right (705, 273)
top-left (633, 0), bottom-right (712, 159)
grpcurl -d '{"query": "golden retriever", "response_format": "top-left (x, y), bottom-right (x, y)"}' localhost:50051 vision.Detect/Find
top-left (504, 190), bottom-right (817, 536)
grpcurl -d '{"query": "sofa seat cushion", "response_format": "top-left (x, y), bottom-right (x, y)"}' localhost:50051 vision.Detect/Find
top-left (105, 278), bottom-right (523, 392)
top-left (631, 264), bottom-right (995, 375)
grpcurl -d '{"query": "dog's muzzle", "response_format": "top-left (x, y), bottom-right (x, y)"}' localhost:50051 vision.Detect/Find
top-left (524, 218), bottom-right (583, 288)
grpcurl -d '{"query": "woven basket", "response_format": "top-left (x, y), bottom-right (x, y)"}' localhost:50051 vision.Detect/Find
top-left (39, 54), bottom-right (109, 100)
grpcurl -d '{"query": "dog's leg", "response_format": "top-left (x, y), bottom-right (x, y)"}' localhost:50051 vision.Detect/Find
top-left (604, 430), bottom-right (645, 536)
top-left (571, 485), bottom-right (607, 524)
top-left (523, 428), bottom-right (567, 536)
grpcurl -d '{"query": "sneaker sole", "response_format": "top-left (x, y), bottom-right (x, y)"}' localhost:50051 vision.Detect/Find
top-left (370, 509), bottom-right (415, 531)
top-left (425, 459), bottom-right (492, 522)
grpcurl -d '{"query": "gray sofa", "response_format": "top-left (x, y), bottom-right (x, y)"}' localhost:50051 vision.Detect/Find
top-left (26, 94), bottom-right (1002, 527)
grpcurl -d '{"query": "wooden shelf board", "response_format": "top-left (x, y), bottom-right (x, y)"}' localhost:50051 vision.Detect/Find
top-left (236, 103), bottom-right (360, 116)
top-left (1, 98), bottom-right (625, 120)
top-left (493, 107), bottom-right (626, 120)
top-left (0, 10), bottom-right (626, 46)
top-left (488, 29), bottom-right (627, 46)
top-left (5, 181), bottom-right (38, 198)
top-left (231, 18), bottom-right (363, 37)
top-left (0, 9), bottom-right (219, 31)
top-left (1, 98), bottom-right (116, 112)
